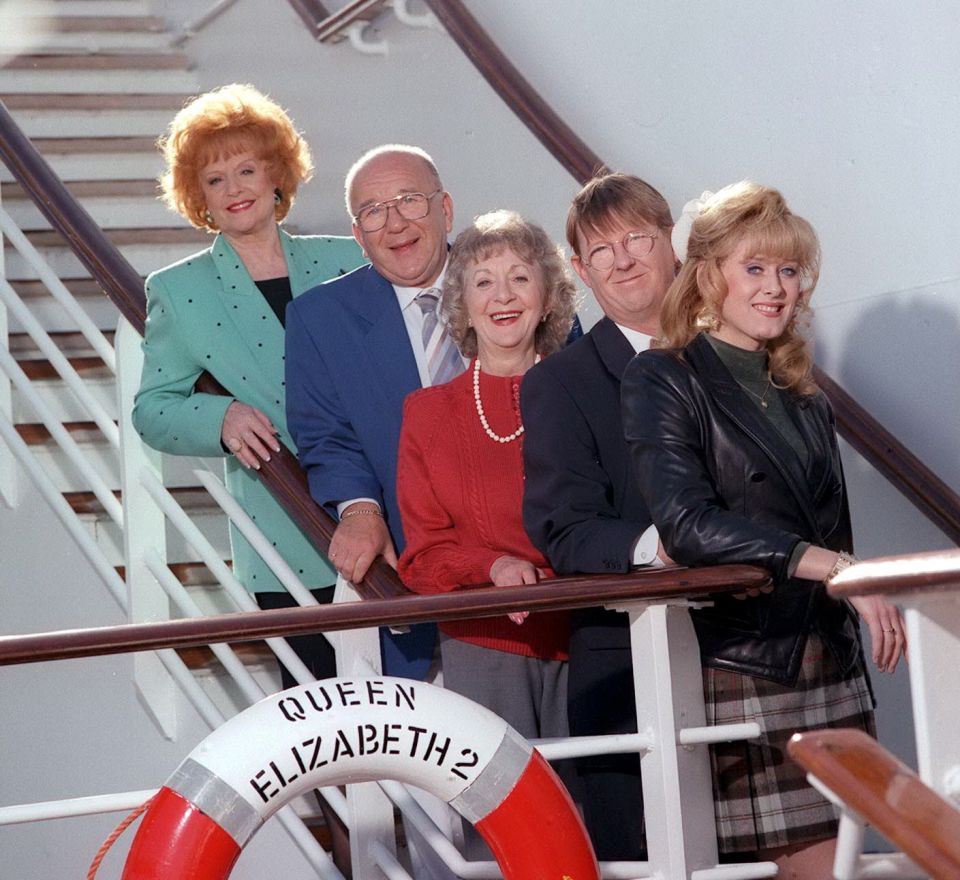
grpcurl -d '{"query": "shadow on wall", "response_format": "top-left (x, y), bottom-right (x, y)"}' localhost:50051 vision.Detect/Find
top-left (833, 283), bottom-right (960, 496)
top-left (814, 282), bottom-right (960, 850)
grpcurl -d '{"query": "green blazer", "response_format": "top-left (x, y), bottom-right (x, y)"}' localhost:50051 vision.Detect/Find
top-left (132, 227), bottom-right (365, 592)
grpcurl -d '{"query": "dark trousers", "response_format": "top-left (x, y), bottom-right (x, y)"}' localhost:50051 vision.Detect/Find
top-left (254, 586), bottom-right (337, 688)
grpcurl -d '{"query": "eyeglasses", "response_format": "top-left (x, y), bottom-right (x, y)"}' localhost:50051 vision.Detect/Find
top-left (353, 189), bottom-right (443, 233)
top-left (581, 230), bottom-right (660, 270)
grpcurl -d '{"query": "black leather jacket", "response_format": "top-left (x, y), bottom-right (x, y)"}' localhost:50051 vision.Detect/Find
top-left (621, 334), bottom-right (862, 685)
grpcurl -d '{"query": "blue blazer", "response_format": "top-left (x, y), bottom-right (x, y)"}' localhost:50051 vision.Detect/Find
top-left (285, 263), bottom-right (436, 678)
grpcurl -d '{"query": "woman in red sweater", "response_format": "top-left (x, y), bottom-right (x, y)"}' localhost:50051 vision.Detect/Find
top-left (397, 210), bottom-right (578, 744)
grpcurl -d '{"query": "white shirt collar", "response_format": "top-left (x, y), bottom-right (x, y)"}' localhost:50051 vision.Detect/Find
top-left (394, 262), bottom-right (449, 310)
top-left (615, 322), bottom-right (657, 354)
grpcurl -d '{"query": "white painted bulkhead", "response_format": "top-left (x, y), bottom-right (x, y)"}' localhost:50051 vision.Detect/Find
top-left (1, 0), bottom-right (958, 876)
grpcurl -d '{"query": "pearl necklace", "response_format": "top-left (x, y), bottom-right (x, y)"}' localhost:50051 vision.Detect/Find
top-left (473, 355), bottom-right (540, 444)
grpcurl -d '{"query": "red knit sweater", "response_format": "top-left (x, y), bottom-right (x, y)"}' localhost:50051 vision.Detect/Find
top-left (397, 364), bottom-right (568, 660)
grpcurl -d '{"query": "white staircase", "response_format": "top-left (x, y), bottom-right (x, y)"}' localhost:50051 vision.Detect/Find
top-left (1, 1), bottom-right (264, 670)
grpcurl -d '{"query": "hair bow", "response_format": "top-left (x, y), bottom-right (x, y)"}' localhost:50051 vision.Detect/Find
top-left (671, 190), bottom-right (713, 263)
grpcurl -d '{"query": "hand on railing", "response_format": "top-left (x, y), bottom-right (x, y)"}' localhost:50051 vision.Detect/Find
top-left (220, 400), bottom-right (281, 471)
top-left (329, 504), bottom-right (399, 585)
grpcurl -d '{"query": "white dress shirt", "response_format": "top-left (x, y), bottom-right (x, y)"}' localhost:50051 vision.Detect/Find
top-left (614, 322), bottom-right (663, 567)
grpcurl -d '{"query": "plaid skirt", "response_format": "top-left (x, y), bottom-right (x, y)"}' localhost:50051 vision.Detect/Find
top-left (705, 631), bottom-right (876, 853)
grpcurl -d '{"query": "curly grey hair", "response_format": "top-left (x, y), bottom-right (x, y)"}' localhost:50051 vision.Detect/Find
top-left (442, 210), bottom-right (578, 359)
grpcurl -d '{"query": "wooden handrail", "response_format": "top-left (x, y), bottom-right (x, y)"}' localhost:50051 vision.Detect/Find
top-left (788, 728), bottom-right (960, 878)
top-left (418, 0), bottom-right (960, 546)
top-left (0, 563), bottom-right (771, 666)
top-left (422, 0), bottom-right (605, 183)
top-left (285, 0), bottom-right (331, 35)
top-left (0, 100), bottom-right (147, 331)
top-left (814, 369), bottom-right (960, 545)
top-left (827, 548), bottom-right (960, 599)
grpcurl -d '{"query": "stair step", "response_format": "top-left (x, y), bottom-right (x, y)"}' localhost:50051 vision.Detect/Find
top-left (10, 329), bottom-right (116, 356)
top-left (17, 15), bottom-right (167, 34)
top-left (16, 419), bottom-right (105, 444)
top-left (23, 226), bottom-right (205, 248)
top-left (15, 424), bottom-right (223, 492)
top-left (10, 278), bottom-right (113, 299)
top-left (0, 30), bottom-right (174, 53)
top-left (16, 2), bottom-right (154, 17)
top-left (67, 485), bottom-right (211, 516)
top-left (5, 230), bottom-right (207, 280)
top-left (5, 278), bottom-right (122, 336)
top-left (67, 485), bottom-right (230, 565)
top-left (115, 561), bottom-right (232, 588)
top-left (18, 355), bottom-right (111, 380)
top-left (178, 640), bottom-right (275, 672)
top-left (12, 373), bottom-right (116, 423)
top-left (2, 92), bottom-right (188, 110)
top-left (0, 69), bottom-right (200, 95)
top-left (9, 106), bottom-right (182, 137)
top-left (1, 135), bottom-right (162, 183)
top-left (28, 136), bottom-right (159, 153)
top-left (2, 179), bottom-right (160, 198)
top-left (3, 194), bottom-right (180, 230)
top-left (3, 51), bottom-right (191, 70)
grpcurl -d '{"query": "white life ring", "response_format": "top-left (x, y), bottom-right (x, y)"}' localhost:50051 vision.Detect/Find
top-left (121, 676), bottom-right (598, 879)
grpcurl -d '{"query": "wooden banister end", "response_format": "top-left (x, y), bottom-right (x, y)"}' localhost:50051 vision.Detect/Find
top-left (789, 728), bottom-right (960, 877)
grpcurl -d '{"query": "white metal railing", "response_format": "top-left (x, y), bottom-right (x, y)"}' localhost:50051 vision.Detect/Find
top-left (0, 343), bottom-right (123, 524)
top-left (0, 207), bottom-right (116, 374)
top-left (170, 0), bottom-right (243, 46)
top-left (0, 277), bottom-right (119, 448)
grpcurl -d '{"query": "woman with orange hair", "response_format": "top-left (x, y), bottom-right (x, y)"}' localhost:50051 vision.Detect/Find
top-left (133, 82), bottom-right (363, 874)
top-left (134, 83), bottom-right (364, 607)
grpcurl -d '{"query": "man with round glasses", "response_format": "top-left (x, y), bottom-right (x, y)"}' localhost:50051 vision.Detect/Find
top-left (521, 171), bottom-right (677, 861)
top-left (286, 143), bottom-right (460, 680)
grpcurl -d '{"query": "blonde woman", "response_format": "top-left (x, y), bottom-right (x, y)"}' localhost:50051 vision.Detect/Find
top-left (622, 182), bottom-right (905, 878)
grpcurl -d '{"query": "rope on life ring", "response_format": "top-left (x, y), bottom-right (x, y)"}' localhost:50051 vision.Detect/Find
top-left (121, 676), bottom-right (598, 880)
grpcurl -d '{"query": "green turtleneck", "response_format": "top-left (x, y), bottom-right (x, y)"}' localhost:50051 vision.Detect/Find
top-left (704, 333), bottom-right (808, 466)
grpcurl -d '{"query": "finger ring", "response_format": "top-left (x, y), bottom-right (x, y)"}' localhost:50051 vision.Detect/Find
top-left (228, 437), bottom-right (242, 451)
top-left (883, 628), bottom-right (896, 633)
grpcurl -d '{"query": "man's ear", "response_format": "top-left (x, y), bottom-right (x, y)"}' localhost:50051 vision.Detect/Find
top-left (351, 222), bottom-right (367, 257)
top-left (440, 191), bottom-right (454, 234)
top-left (570, 254), bottom-right (591, 288)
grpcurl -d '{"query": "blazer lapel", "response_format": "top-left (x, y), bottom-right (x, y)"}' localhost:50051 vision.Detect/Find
top-left (688, 336), bottom-right (821, 532)
top-left (348, 267), bottom-right (422, 413)
top-left (592, 316), bottom-right (636, 383)
top-left (210, 232), bottom-right (286, 391)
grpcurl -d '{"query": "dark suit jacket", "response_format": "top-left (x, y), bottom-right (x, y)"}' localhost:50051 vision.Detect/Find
top-left (285, 263), bottom-right (436, 678)
top-left (521, 316), bottom-right (650, 858)
top-left (522, 316), bottom-right (653, 578)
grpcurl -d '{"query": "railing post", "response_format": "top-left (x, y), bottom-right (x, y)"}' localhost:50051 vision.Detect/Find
top-left (0, 184), bottom-right (16, 508)
top-left (332, 575), bottom-right (400, 879)
top-left (627, 600), bottom-right (720, 878)
top-left (903, 596), bottom-right (960, 799)
top-left (116, 316), bottom-right (178, 738)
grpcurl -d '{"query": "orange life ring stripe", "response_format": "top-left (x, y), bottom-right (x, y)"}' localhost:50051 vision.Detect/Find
top-left (120, 677), bottom-right (598, 879)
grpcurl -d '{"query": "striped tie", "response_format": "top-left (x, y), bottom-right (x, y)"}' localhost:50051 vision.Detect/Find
top-left (416, 289), bottom-right (463, 386)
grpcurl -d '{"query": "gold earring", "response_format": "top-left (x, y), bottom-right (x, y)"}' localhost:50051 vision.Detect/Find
top-left (203, 209), bottom-right (214, 226)
top-left (696, 308), bottom-right (720, 331)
